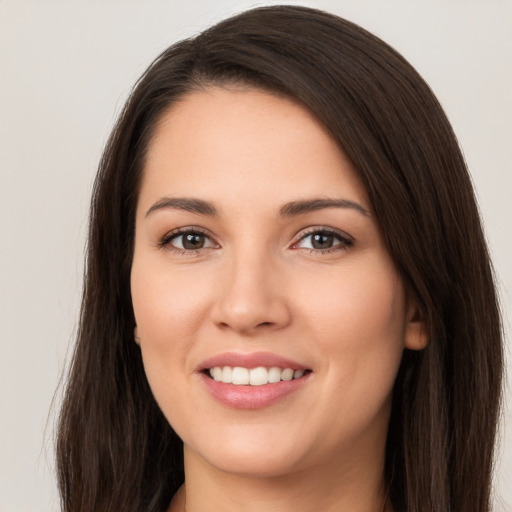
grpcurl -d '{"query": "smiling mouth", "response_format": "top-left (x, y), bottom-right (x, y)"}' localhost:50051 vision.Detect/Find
top-left (205, 366), bottom-right (312, 386)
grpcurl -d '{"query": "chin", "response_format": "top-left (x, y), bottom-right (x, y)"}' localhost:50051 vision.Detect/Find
top-left (200, 448), bottom-right (304, 478)
top-left (184, 428), bottom-right (310, 478)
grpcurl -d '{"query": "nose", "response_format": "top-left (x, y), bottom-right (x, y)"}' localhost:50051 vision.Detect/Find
top-left (210, 252), bottom-right (292, 336)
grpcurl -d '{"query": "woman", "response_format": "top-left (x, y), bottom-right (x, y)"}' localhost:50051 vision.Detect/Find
top-left (56, 5), bottom-right (503, 512)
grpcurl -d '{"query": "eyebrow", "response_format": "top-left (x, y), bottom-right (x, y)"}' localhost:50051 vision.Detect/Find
top-left (279, 198), bottom-right (370, 217)
top-left (146, 197), bottom-right (219, 217)
top-left (145, 196), bottom-right (370, 218)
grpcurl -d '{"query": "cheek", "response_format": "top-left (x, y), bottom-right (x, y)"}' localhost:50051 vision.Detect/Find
top-left (131, 256), bottom-right (211, 346)
top-left (302, 257), bottom-right (406, 345)
top-left (130, 257), bottom-right (209, 426)
top-left (294, 264), bottom-right (406, 447)
top-left (297, 258), bottom-right (406, 395)
top-left (130, 255), bottom-right (214, 413)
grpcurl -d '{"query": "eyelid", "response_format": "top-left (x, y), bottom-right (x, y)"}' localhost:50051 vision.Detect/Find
top-left (158, 226), bottom-right (219, 252)
top-left (157, 225), bottom-right (353, 255)
top-left (291, 226), bottom-right (354, 251)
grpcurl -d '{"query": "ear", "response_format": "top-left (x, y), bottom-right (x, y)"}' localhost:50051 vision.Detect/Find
top-left (134, 326), bottom-right (141, 345)
top-left (404, 296), bottom-right (428, 351)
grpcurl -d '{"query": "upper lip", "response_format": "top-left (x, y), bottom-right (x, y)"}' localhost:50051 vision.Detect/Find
top-left (197, 351), bottom-right (310, 372)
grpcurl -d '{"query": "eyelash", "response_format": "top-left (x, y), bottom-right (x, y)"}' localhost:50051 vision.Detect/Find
top-left (158, 227), bottom-right (215, 256)
top-left (158, 227), bottom-right (353, 256)
top-left (293, 227), bottom-right (353, 254)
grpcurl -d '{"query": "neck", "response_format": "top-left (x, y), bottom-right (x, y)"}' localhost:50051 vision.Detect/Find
top-left (170, 443), bottom-right (389, 512)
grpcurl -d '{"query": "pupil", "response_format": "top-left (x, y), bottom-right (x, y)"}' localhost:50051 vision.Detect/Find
top-left (312, 233), bottom-right (333, 249)
top-left (183, 233), bottom-right (204, 249)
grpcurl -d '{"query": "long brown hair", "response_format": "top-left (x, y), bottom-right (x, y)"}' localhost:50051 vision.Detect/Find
top-left (56, 6), bottom-right (503, 512)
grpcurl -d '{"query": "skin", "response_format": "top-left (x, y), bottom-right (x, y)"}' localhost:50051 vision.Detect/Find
top-left (131, 87), bottom-right (427, 512)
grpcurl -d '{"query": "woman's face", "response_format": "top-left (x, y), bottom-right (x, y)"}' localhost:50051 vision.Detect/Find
top-left (131, 87), bottom-right (426, 478)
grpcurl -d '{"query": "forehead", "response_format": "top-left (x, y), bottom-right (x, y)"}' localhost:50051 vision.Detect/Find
top-left (139, 86), bottom-right (370, 214)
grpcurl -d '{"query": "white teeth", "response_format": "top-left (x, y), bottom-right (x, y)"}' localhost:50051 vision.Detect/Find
top-left (221, 366), bottom-right (232, 384)
top-left (231, 367), bottom-right (249, 385)
top-left (208, 366), bottom-right (308, 385)
top-left (281, 368), bottom-right (294, 381)
top-left (249, 367), bottom-right (268, 386)
top-left (211, 367), bottom-right (223, 381)
top-left (268, 367), bottom-right (281, 383)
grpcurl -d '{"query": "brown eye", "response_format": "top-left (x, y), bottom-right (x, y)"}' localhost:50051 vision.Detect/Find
top-left (182, 233), bottom-right (206, 249)
top-left (295, 229), bottom-right (352, 252)
top-left (162, 229), bottom-right (217, 252)
top-left (311, 233), bottom-right (334, 249)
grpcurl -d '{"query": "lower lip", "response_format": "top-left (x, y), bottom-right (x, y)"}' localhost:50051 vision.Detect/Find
top-left (200, 373), bottom-right (310, 410)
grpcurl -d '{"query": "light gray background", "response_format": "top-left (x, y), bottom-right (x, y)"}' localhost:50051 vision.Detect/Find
top-left (1, 1), bottom-right (511, 511)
